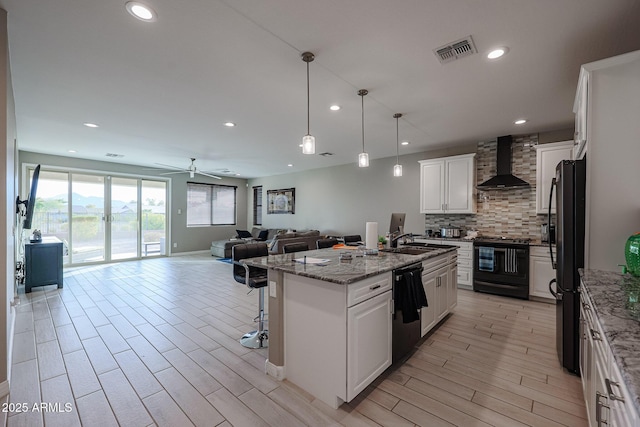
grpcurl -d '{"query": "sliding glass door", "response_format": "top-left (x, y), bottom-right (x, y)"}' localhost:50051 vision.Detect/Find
top-left (27, 166), bottom-right (168, 266)
top-left (110, 177), bottom-right (139, 260)
top-left (71, 174), bottom-right (106, 263)
top-left (141, 180), bottom-right (167, 257)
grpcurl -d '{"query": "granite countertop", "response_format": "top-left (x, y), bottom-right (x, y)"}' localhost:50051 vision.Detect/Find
top-left (244, 246), bottom-right (457, 285)
top-left (579, 269), bottom-right (640, 415)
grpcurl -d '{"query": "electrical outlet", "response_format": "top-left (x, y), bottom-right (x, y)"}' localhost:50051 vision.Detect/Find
top-left (173, 242), bottom-right (177, 248)
top-left (269, 281), bottom-right (277, 298)
top-left (177, 208), bottom-right (182, 214)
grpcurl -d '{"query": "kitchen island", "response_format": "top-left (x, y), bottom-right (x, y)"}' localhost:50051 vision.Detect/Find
top-left (245, 245), bottom-right (457, 408)
top-left (579, 269), bottom-right (640, 426)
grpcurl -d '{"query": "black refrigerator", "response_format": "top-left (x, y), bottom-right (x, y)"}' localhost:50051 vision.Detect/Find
top-left (549, 158), bottom-right (586, 374)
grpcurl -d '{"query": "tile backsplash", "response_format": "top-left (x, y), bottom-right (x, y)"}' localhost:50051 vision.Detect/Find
top-left (424, 134), bottom-right (552, 240)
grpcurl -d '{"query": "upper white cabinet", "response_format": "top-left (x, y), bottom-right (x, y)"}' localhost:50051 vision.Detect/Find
top-left (419, 153), bottom-right (476, 214)
top-left (535, 141), bottom-right (573, 214)
top-left (573, 68), bottom-right (589, 160)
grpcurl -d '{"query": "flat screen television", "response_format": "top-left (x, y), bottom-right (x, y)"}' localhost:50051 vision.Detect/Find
top-left (20, 164), bottom-right (41, 230)
top-left (389, 212), bottom-right (406, 234)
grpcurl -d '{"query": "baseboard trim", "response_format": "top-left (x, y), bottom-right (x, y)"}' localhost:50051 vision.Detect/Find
top-left (0, 380), bottom-right (10, 398)
top-left (265, 360), bottom-right (285, 381)
top-left (170, 250), bottom-right (210, 257)
top-left (6, 303), bottom-right (16, 382)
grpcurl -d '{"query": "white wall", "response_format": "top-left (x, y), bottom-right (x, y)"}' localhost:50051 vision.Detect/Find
top-left (1, 7), bottom-right (16, 398)
top-left (585, 52), bottom-right (640, 271)
top-left (247, 144), bottom-right (476, 238)
top-left (18, 151), bottom-right (249, 254)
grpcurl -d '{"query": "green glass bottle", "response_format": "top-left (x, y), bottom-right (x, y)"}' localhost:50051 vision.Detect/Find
top-left (625, 233), bottom-right (640, 276)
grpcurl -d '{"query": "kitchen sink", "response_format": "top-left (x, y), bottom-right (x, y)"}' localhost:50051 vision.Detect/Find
top-left (380, 247), bottom-right (438, 255)
top-left (401, 242), bottom-right (456, 250)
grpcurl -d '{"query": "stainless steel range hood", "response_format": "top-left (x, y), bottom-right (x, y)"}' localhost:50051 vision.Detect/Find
top-left (477, 135), bottom-right (530, 190)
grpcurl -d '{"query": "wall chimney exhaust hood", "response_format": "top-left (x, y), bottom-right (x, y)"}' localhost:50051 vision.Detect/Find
top-left (477, 135), bottom-right (530, 190)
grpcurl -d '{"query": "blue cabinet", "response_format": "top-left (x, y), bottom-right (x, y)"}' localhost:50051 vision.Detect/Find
top-left (25, 236), bottom-right (63, 293)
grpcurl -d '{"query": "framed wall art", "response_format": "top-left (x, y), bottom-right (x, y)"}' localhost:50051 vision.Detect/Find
top-left (267, 188), bottom-right (295, 214)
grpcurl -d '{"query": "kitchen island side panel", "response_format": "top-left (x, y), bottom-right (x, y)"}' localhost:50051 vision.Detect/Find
top-left (585, 54), bottom-right (640, 271)
top-left (284, 273), bottom-right (347, 408)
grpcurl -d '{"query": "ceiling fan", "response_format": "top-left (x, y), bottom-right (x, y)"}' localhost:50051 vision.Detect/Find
top-left (152, 158), bottom-right (221, 179)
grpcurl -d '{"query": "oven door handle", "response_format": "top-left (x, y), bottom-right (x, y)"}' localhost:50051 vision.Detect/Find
top-left (549, 278), bottom-right (560, 300)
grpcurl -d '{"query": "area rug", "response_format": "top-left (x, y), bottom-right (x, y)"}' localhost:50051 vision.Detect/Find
top-left (216, 258), bottom-right (233, 264)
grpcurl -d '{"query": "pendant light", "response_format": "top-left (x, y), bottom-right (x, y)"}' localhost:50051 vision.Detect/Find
top-left (358, 89), bottom-right (369, 167)
top-left (301, 52), bottom-right (315, 154)
top-left (393, 113), bottom-right (403, 177)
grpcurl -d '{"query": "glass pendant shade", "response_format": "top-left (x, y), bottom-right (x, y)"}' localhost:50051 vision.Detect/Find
top-left (393, 113), bottom-right (403, 177)
top-left (358, 152), bottom-right (369, 168)
top-left (301, 52), bottom-right (315, 154)
top-left (302, 134), bottom-right (315, 154)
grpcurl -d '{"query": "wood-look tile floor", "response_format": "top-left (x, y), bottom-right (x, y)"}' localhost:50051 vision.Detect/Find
top-left (5, 254), bottom-right (587, 426)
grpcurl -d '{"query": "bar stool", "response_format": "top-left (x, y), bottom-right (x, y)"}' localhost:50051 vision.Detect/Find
top-left (232, 243), bottom-right (269, 348)
top-left (283, 242), bottom-right (309, 253)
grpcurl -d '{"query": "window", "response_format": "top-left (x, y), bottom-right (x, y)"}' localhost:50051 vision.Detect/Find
top-left (187, 183), bottom-right (237, 226)
top-left (253, 186), bottom-right (262, 225)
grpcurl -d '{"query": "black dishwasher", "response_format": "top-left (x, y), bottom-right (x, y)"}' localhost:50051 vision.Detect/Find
top-left (392, 262), bottom-right (425, 363)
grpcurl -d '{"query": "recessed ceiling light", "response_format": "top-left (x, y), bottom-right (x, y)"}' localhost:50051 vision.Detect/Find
top-left (287, 164), bottom-right (294, 167)
top-left (126, 2), bottom-right (157, 22)
top-left (487, 47), bottom-right (509, 60)
top-left (401, 141), bottom-right (409, 146)
top-left (83, 122), bottom-right (99, 128)
top-left (224, 122), bottom-right (236, 127)
top-left (329, 105), bottom-right (341, 111)
top-left (514, 119), bottom-right (528, 125)
top-left (68, 150), bottom-right (77, 153)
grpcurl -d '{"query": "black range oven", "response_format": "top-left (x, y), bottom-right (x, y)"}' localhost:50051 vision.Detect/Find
top-left (473, 237), bottom-right (530, 299)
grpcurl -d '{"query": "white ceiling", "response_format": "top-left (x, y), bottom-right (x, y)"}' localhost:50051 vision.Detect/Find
top-left (2, 0), bottom-right (640, 178)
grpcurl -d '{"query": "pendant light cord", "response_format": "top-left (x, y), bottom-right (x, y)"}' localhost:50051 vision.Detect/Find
top-left (361, 93), bottom-right (365, 152)
top-left (396, 116), bottom-right (399, 163)
top-left (306, 60), bottom-right (310, 135)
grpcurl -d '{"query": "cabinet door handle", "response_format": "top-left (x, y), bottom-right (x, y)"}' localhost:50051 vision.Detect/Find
top-left (605, 378), bottom-right (625, 402)
top-left (596, 392), bottom-right (609, 426)
top-left (590, 328), bottom-right (602, 341)
top-left (369, 284), bottom-right (381, 290)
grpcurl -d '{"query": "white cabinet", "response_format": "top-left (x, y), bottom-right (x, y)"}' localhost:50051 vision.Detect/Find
top-left (419, 154), bottom-right (476, 214)
top-left (573, 68), bottom-right (589, 160)
top-left (535, 141), bottom-right (573, 214)
top-left (284, 272), bottom-right (392, 409)
top-left (420, 253), bottom-right (457, 336)
top-left (347, 290), bottom-right (392, 401)
top-left (577, 51), bottom-right (640, 271)
top-left (414, 238), bottom-right (473, 288)
top-left (529, 246), bottom-right (555, 301)
top-left (420, 268), bottom-right (438, 334)
top-left (580, 284), bottom-right (640, 426)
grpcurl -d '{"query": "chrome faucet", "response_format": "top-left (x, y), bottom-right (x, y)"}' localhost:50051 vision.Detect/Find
top-left (390, 233), bottom-right (414, 248)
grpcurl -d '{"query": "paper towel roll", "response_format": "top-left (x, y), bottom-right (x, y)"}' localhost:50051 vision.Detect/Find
top-left (365, 222), bottom-right (378, 249)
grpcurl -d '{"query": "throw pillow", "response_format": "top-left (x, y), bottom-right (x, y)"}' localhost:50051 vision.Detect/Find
top-left (257, 230), bottom-right (269, 241)
top-left (236, 229), bottom-right (253, 239)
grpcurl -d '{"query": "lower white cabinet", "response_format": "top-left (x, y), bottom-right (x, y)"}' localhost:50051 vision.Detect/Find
top-left (414, 238), bottom-right (472, 288)
top-left (580, 284), bottom-right (639, 426)
top-left (284, 272), bottom-right (392, 409)
top-left (421, 253), bottom-right (457, 336)
top-left (347, 290), bottom-right (392, 401)
top-left (529, 246), bottom-right (555, 301)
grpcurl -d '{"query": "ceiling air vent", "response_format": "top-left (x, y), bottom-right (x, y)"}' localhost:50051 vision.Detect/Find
top-left (105, 153), bottom-right (124, 158)
top-left (434, 36), bottom-right (477, 64)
